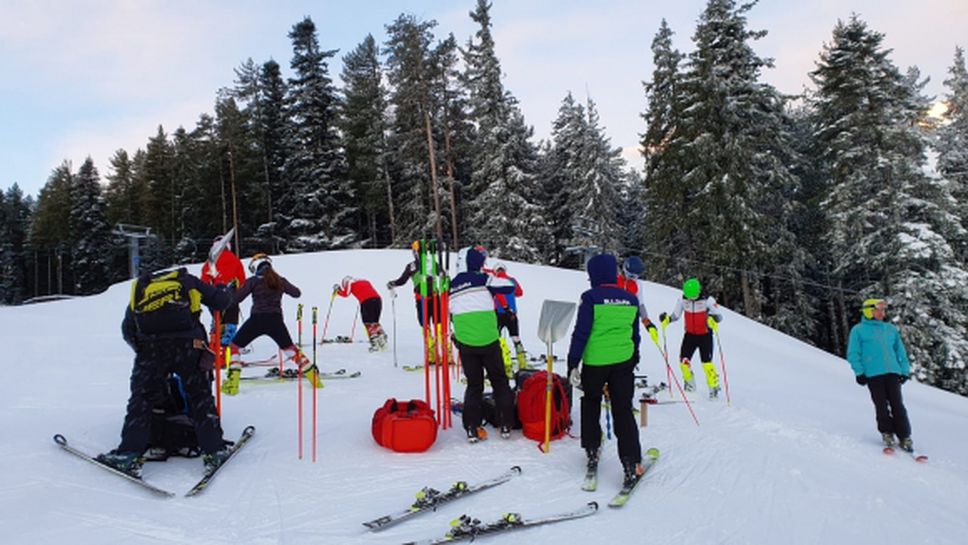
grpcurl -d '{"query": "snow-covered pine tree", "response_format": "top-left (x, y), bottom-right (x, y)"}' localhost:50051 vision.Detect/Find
top-left (282, 17), bottom-right (356, 252)
top-left (69, 158), bottom-right (115, 294)
top-left (666, 0), bottom-right (809, 333)
top-left (462, 0), bottom-right (546, 262)
top-left (341, 34), bottom-right (391, 247)
top-left (542, 93), bottom-right (584, 267)
top-left (811, 16), bottom-right (968, 392)
top-left (30, 162), bottom-right (74, 294)
top-left (255, 59), bottom-right (289, 253)
top-left (104, 149), bottom-right (139, 227)
top-left (383, 14), bottom-right (440, 245)
top-left (140, 125), bottom-right (178, 254)
top-left (937, 47), bottom-right (968, 265)
top-left (0, 185), bottom-right (31, 304)
top-left (640, 19), bottom-right (688, 284)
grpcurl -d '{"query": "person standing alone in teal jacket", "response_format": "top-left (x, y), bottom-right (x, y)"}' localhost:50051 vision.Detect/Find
top-left (847, 298), bottom-right (915, 452)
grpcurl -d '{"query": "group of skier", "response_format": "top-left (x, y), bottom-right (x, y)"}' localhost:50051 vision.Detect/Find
top-left (95, 235), bottom-right (918, 484)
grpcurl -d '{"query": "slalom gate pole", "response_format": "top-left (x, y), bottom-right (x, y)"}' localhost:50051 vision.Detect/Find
top-left (349, 307), bottom-right (359, 342)
top-left (440, 287), bottom-right (451, 427)
top-left (213, 311), bottom-right (222, 416)
top-left (662, 328), bottom-right (672, 399)
top-left (653, 337), bottom-right (700, 426)
top-left (312, 306), bottom-right (319, 462)
top-left (714, 329), bottom-right (732, 406)
top-left (320, 291), bottom-right (336, 344)
top-left (297, 303), bottom-right (303, 347)
top-left (391, 291), bottom-right (398, 368)
top-left (419, 240), bottom-right (431, 404)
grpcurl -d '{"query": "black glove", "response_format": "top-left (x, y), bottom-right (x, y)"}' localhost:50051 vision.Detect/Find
top-left (855, 375), bottom-right (868, 386)
top-left (899, 375), bottom-right (909, 384)
top-left (659, 312), bottom-right (668, 322)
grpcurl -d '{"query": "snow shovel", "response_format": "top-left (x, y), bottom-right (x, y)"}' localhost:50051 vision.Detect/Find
top-left (537, 299), bottom-right (577, 453)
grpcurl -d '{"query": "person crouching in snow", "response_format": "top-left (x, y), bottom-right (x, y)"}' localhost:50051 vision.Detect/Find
top-left (450, 247), bottom-right (516, 442)
top-left (223, 254), bottom-right (317, 391)
top-left (334, 276), bottom-right (388, 352)
top-left (658, 277), bottom-right (723, 398)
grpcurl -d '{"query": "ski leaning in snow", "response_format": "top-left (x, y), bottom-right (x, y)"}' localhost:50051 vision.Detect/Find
top-left (402, 501), bottom-right (598, 545)
top-left (883, 445), bottom-right (928, 463)
top-left (205, 227), bottom-right (235, 276)
top-left (362, 466), bottom-right (522, 531)
top-left (53, 434), bottom-right (176, 497)
top-left (184, 425), bottom-right (256, 497)
top-left (608, 447), bottom-right (660, 508)
top-left (240, 368), bottom-right (360, 381)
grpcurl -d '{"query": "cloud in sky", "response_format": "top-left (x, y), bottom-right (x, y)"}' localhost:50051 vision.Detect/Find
top-left (2, 0), bottom-right (966, 197)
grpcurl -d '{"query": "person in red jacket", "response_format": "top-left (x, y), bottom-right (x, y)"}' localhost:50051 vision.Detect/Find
top-left (491, 262), bottom-right (528, 370)
top-left (334, 276), bottom-right (387, 352)
top-left (200, 236), bottom-right (246, 347)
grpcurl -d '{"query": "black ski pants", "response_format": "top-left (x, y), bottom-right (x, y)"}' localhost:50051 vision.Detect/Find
top-left (118, 338), bottom-right (224, 455)
top-left (361, 297), bottom-right (382, 324)
top-left (457, 340), bottom-right (514, 431)
top-left (580, 359), bottom-right (641, 464)
top-left (867, 373), bottom-right (911, 439)
top-left (232, 312), bottom-right (294, 349)
top-left (680, 332), bottom-right (713, 362)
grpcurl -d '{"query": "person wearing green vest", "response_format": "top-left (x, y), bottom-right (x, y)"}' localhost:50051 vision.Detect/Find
top-left (567, 253), bottom-right (643, 489)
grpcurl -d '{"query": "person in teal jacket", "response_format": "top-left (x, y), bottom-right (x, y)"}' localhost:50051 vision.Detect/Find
top-left (846, 298), bottom-right (914, 451)
top-left (567, 253), bottom-right (642, 488)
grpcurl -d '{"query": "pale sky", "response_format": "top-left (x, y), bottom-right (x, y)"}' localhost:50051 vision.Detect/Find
top-left (2, 0), bottom-right (966, 199)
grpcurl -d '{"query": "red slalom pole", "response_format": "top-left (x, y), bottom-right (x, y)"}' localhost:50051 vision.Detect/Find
top-left (312, 306), bottom-right (319, 462)
top-left (713, 328), bottom-right (732, 406)
top-left (653, 337), bottom-right (700, 426)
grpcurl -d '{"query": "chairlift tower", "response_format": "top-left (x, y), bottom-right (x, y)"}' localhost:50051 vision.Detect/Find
top-left (113, 224), bottom-right (153, 279)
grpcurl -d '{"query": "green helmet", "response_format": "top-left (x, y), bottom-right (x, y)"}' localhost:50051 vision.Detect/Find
top-left (682, 278), bottom-right (701, 300)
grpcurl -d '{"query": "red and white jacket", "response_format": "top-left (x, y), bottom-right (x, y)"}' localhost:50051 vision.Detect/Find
top-left (337, 278), bottom-right (380, 304)
top-left (668, 296), bottom-right (722, 335)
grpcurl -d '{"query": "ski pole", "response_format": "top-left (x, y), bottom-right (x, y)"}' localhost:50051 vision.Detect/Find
top-left (312, 306), bottom-right (319, 462)
top-left (349, 307), bottom-right (359, 341)
top-left (661, 327), bottom-right (672, 399)
top-left (213, 311), bottom-right (222, 416)
top-left (320, 290), bottom-right (336, 344)
top-left (390, 289), bottom-right (398, 368)
top-left (713, 328), bottom-right (732, 406)
top-left (652, 337), bottom-right (700, 426)
top-left (297, 303), bottom-right (303, 347)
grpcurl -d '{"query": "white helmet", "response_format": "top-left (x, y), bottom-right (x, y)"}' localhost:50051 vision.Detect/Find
top-left (494, 261), bottom-right (507, 273)
top-left (341, 276), bottom-right (354, 291)
top-left (248, 253), bottom-right (271, 274)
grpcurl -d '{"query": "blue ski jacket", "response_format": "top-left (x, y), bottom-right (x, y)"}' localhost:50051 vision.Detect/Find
top-left (846, 318), bottom-right (911, 378)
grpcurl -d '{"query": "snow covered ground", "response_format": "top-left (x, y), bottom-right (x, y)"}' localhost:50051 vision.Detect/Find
top-left (1, 249), bottom-right (966, 545)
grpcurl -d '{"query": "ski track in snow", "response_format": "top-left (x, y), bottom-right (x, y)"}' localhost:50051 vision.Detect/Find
top-left (1, 249), bottom-right (967, 545)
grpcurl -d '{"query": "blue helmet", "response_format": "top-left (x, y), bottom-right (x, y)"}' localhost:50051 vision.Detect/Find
top-left (622, 256), bottom-right (645, 279)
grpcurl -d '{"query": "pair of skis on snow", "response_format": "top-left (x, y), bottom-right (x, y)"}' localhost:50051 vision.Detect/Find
top-left (365, 450), bottom-right (659, 543)
top-left (240, 367), bottom-right (361, 382)
top-left (883, 443), bottom-right (928, 463)
top-left (53, 426), bottom-right (255, 497)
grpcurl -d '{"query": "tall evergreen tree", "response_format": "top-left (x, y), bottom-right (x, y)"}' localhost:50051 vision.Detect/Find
top-left (256, 59), bottom-right (289, 253)
top-left (341, 34), bottom-right (391, 246)
top-left (104, 149), bottom-right (139, 226)
top-left (0, 185), bottom-right (32, 304)
top-left (383, 14), bottom-right (439, 244)
top-left (640, 19), bottom-right (688, 283)
top-left (140, 125), bottom-right (178, 253)
top-left (282, 17), bottom-right (356, 251)
top-left (661, 0), bottom-right (810, 337)
top-left (30, 162), bottom-right (74, 294)
top-left (69, 158), bottom-right (115, 293)
top-left (937, 46), bottom-right (968, 264)
top-left (811, 16), bottom-right (968, 392)
top-left (462, 0), bottom-right (545, 260)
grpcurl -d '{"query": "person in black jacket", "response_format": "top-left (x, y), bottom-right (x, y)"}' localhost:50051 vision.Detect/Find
top-left (97, 267), bottom-right (234, 477)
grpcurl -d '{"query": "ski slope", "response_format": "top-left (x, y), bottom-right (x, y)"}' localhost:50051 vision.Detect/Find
top-left (2, 249), bottom-right (967, 545)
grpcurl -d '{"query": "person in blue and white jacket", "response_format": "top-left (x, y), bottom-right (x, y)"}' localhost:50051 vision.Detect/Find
top-left (450, 247), bottom-right (516, 443)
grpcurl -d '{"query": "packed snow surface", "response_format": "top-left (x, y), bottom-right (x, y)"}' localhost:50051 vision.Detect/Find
top-left (2, 249), bottom-right (966, 545)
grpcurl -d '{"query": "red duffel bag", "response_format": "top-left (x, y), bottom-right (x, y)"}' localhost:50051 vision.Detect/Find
top-left (371, 398), bottom-right (438, 453)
